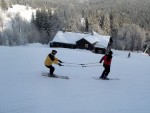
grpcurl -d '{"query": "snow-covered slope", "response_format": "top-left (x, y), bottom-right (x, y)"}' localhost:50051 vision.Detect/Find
top-left (1, 4), bottom-right (35, 30)
top-left (0, 44), bottom-right (150, 113)
top-left (7, 4), bottom-right (35, 22)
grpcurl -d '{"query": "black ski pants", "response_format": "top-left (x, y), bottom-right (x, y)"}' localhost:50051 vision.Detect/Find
top-left (45, 65), bottom-right (55, 75)
top-left (101, 65), bottom-right (110, 78)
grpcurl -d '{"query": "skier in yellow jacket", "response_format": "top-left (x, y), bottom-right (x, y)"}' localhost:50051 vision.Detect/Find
top-left (44, 50), bottom-right (62, 77)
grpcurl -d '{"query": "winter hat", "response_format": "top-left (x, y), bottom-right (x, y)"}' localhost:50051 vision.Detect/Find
top-left (52, 50), bottom-right (57, 53)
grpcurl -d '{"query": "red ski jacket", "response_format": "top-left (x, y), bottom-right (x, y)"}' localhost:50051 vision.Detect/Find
top-left (100, 55), bottom-right (112, 66)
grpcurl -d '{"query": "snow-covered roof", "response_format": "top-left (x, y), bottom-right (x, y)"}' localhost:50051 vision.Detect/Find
top-left (51, 31), bottom-right (110, 48)
top-left (94, 42), bottom-right (106, 48)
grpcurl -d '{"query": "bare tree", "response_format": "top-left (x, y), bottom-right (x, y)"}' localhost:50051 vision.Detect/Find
top-left (117, 24), bottom-right (145, 51)
top-left (0, 16), bottom-right (4, 31)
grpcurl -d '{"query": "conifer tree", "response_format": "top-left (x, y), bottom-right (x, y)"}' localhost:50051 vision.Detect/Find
top-left (0, 0), bottom-right (8, 11)
top-left (85, 17), bottom-right (89, 32)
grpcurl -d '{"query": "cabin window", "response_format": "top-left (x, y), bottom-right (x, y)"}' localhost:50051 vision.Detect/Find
top-left (50, 43), bottom-right (53, 46)
top-left (98, 50), bottom-right (102, 54)
top-left (85, 44), bottom-right (88, 48)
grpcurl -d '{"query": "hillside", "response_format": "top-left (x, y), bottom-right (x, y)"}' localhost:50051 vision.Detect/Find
top-left (1, 4), bottom-right (35, 30)
top-left (0, 44), bottom-right (150, 113)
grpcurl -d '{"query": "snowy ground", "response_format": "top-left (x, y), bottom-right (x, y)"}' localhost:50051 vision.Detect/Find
top-left (0, 43), bottom-right (150, 113)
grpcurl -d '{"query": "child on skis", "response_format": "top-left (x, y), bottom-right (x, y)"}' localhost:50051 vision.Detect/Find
top-left (44, 50), bottom-right (62, 77)
top-left (99, 51), bottom-right (113, 80)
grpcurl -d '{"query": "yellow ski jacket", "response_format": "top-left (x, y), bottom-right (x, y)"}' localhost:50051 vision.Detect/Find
top-left (44, 53), bottom-right (59, 66)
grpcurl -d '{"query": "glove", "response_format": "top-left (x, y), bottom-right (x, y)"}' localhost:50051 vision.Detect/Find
top-left (58, 63), bottom-right (62, 66)
top-left (58, 60), bottom-right (63, 63)
top-left (99, 61), bottom-right (102, 63)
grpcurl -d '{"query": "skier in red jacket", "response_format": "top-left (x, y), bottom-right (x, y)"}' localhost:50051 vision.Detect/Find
top-left (99, 51), bottom-right (113, 80)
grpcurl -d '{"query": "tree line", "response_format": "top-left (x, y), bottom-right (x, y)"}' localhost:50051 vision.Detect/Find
top-left (0, 0), bottom-right (150, 52)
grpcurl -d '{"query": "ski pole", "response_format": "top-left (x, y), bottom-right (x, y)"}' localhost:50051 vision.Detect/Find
top-left (83, 62), bottom-right (100, 65)
top-left (82, 64), bottom-right (103, 67)
top-left (62, 64), bottom-right (83, 67)
top-left (62, 62), bottom-right (85, 65)
top-left (62, 62), bottom-right (100, 66)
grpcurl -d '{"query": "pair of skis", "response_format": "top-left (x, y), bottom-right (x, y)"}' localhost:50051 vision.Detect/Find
top-left (42, 73), bottom-right (69, 79)
top-left (42, 73), bottom-right (119, 80)
top-left (92, 77), bottom-right (119, 80)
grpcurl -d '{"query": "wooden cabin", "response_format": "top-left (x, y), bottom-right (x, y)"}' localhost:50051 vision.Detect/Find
top-left (50, 31), bottom-right (111, 54)
top-left (76, 38), bottom-right (94, 50)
